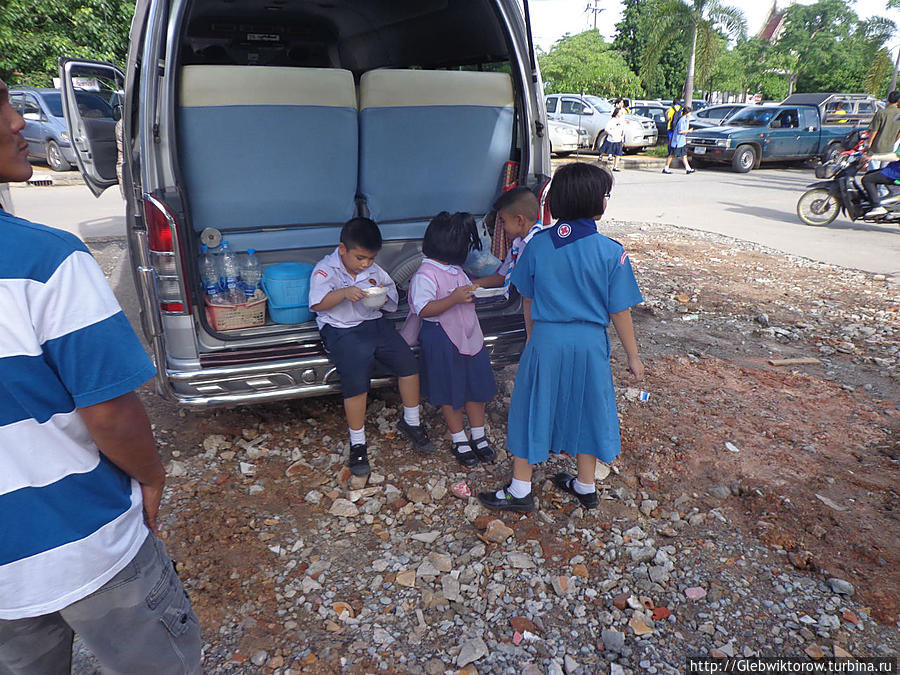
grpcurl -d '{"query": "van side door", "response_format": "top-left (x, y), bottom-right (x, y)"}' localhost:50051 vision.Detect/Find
top-left (58, 59), bottom-right (125, 197)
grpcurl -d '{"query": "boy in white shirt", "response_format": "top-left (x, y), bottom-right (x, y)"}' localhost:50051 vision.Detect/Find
top-left (310, 218), bottom-right (435, 476)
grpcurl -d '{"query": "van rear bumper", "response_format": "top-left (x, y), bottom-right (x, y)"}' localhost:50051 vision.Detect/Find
top-left (157, 320), bottom-right (526, 408)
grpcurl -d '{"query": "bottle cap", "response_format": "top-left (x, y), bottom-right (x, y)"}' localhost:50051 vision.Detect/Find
top-left (200, 244), bottom-right (208, 252)
top-left (248, 249), bottom-right (256, 254)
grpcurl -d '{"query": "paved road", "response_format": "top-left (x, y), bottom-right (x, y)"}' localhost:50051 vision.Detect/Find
top-left (603, 163), bottom-right (900, 278)
top-left (9, 183), bottom-right (124, 241)
top-left (9, 165), bottom-right (900, 279)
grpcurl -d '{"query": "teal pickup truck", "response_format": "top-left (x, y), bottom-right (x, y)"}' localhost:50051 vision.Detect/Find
top-left (685, 104), bottom-right (859, 173)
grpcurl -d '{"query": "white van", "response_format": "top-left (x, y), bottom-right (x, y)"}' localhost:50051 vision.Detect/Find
top-left (59, 0), bottom-right (551, 407)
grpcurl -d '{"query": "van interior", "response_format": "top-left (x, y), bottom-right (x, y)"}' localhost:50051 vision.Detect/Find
top-left (173, 0), bottom-right (529, 344)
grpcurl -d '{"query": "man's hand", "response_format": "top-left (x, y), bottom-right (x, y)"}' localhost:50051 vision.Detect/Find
top-left (141, 481), bottom-right (165, 532)
top-left (343, 286), bottom-right (367, 302)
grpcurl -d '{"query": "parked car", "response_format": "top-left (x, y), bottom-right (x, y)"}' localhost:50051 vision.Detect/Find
top-left (8, 87), bottom-right (117, 171)
top-left (548, 119), bottom-right (589, 156)
top-left (630, 104), bottom-right (667, 142)
top-left (685, 104), bottom-right (859, 172)
top-left (781, 92), bottom-right (882, 127)
top-left (60, 0), bottom-right (550, 407)
top-left (689, 103), bottom-right (749, 129)
top-left (545, 94), bottom-right (657, 152)
top-left (619, 98), bottom-right (663, 110)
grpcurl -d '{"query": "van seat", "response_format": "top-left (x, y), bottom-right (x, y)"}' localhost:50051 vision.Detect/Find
top-left (359, 70), bottom-right (515, 222)
top-left (178, 66), bottom-right (358, 232)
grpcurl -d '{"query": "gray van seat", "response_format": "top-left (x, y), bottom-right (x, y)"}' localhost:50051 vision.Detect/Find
top-left (178, 66), bottom-right (358, 233)
top-left (358, 70), bottom-right (515, 223)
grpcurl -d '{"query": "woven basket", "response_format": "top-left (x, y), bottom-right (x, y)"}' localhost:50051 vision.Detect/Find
top-left (206, 292), bottom-right (267, 331)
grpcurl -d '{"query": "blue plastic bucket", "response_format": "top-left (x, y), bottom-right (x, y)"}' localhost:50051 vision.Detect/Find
top-left (261, 262), bottom-right (315, 324)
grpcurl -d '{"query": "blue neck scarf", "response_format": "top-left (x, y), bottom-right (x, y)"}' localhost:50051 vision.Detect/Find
top-left (549, 217), bottom-right (598, 249)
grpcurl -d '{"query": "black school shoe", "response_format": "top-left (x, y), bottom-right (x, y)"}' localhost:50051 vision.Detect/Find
top-left (552, 472), bottom-right (599, 509)
top-left (477, 485), bottom-right (535, 512)
top-left (471, 436), bottom-right (496, 463)
top-left (397, 418), bottom-right (437, 455)
top-left (452, 440), bottom-right (479, 468)
top-left (348, 443), bottom-right (370, 477)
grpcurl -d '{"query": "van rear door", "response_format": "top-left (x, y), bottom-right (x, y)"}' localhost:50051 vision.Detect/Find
top-left (58, 58), bottom-right (124, 197)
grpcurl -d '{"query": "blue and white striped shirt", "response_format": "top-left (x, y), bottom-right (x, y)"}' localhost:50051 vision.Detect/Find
top-left (0, 210), bottom-right (157, 619)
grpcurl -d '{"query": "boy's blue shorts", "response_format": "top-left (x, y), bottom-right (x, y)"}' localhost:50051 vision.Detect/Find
top-left (320, 317), bottom-right (419, 398)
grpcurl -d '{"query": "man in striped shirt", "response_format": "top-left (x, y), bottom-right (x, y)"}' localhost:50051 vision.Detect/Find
top-left (0, 79), bottom-right (201, 673)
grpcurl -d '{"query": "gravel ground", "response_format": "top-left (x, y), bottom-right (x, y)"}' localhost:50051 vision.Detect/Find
top-left (73, 221), bottom-right (898, 674)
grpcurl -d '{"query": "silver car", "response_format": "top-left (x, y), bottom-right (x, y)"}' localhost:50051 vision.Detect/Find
top-left (548, 119), bottom-right (589, 156)
top-left (545, 94), bottom-right (658, 152)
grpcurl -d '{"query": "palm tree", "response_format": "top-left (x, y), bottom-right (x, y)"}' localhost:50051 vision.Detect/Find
top-left (641, 0), bottom-right (747, 102)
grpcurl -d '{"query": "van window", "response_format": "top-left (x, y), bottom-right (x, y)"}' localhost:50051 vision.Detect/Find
top-left (181, 0), bottom-right (511, 71)
top-left (9, 94), bottom-right (24, 115)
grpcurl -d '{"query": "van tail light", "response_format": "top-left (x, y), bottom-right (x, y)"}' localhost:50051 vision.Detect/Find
top-left (143, 195), bottom-right (191, 314)
top-left (501, 161), bottom-right (519, 191)
top-left (538, 177), bottom-right (552, 226)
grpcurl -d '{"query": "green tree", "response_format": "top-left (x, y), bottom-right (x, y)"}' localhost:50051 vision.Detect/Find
top-left (772, 0), bottom-right (894, 95)
top-left (539, 30), bottom-right (643, 97)
top-left (613, 0), bottom-right (644, 74)
top-left (640, 0), bottom-right (747, 102)
top-left (0, 0), bottom-right (134, 86)
top-left (865, 48), bottom-right (894, 96)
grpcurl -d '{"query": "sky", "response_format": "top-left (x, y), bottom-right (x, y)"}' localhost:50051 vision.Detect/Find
top-left (528, 0), bottom-right (900, 53)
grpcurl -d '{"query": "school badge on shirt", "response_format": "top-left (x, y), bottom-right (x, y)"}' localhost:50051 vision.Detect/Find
top-left (620, 251), bottom-right (629, 265)
top-left (557, 224), bottom-right (572, 238)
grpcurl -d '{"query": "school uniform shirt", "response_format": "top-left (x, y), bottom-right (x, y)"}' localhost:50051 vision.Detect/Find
top-left (495, 222), bottom-right (544, 290)
top-left (408, 259), bottom-right (469, 323)
top-left (510, 222), bottom-right (643, 326)
top-left (0, 211), bottom-right (157, 619)
top-left (308, 248), bottom-right (399, 330)
top-left (671, 116), bottom-right (689, 149)
top-left (604, 118), bottom-right (625, 143)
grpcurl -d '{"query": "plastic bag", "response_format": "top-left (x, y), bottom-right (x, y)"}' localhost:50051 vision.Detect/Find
top-left (463, 247), bottom-right (501, 279)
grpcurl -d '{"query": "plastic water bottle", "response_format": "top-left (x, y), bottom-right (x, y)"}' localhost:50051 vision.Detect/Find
top-left (218, 241), bottom-right (246, 304)
top-left (199, 245), bottom-right (226, 304)
top-left (239, 249), bottom-right (262, 299)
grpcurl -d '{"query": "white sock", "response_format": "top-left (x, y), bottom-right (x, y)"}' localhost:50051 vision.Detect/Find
top-left (403, 405), bottom-right (420, 426)
top-left (451, 430), bottom-right (468, 444)
top-left (349, 426), bottom-right (365, 446)
top-left (499, 478), bottom-right (531, 500)
top-left (470, 426), bottom-right (485, 440)
top-left (573, 478), bottom-right (596, 495)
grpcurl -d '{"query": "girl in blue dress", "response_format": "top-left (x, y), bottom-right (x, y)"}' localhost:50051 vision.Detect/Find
top-left (478, 162), bottom-right (645, 512)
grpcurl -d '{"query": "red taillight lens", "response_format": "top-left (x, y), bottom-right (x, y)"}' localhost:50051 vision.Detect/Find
top-left (143, 196), bottom-right (190, 314)
top-left (145, 200), bottom-right (173, 252)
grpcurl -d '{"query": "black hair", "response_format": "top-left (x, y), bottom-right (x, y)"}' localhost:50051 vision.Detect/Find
top-left (492, 186), bottom-right (540, 221)
top-left (422, 211), bottom-right (481, 266)
top-left (547, 162), bottom-right (613, 221)
top-left (611, 106), bottom-right (624, 118)
top-left (340, 217), bottom-right (382, 252)
top-left (681, 106), bottom-right (692, 114)
top-left (889, 91), bottom-right (900, 104)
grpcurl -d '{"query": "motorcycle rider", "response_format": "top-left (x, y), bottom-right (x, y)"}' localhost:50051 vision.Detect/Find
top-left (862, 144), bottom-right (900, 216)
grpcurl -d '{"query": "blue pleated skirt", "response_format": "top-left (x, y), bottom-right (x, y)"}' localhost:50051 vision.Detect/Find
top-left (419, 321), bottom-right (497, 409)
top-left (507, 321), bottom-right (620, 464)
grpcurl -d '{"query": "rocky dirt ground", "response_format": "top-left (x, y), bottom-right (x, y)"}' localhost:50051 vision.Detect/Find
top-left (76, 222), bottom-right (898, 674)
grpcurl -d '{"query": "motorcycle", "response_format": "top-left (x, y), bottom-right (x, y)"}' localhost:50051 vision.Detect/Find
top-left (796, 131), bottom-right (900, 226)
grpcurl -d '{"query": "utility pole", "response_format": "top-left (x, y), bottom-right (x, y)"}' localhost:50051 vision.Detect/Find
top-left (585, 0), bottom-right (603, 31)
